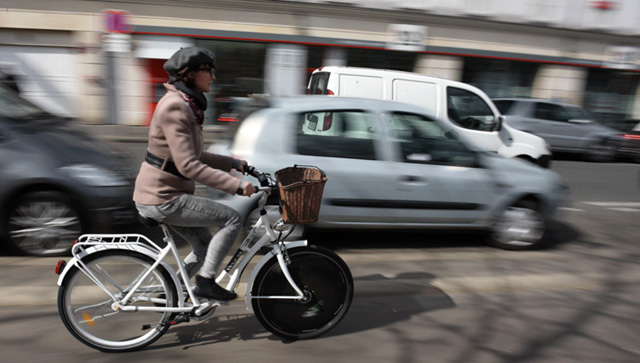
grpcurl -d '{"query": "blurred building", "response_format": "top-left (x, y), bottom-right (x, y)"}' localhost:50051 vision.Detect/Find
top-left (1, 0), bottom-right (639, 125)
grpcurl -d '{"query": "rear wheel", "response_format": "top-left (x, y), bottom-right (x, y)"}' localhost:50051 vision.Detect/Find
top-left (58, 250), bottom-right (177, 352)
top-left (251, 245), bottom-right (353, 340)
top-left (489, 200), bottom-right (548, 250)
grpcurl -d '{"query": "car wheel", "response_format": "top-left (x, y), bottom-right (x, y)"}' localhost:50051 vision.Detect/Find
top-left (587, 138), bottom-right (616, 162)
top-left (2, 191), bottom-right (85, 256)
top-left (489, 200), bottom-right (547, 250)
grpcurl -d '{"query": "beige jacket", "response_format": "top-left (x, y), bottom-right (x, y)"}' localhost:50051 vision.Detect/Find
top-left (133, 84), bottom-right (242, 205)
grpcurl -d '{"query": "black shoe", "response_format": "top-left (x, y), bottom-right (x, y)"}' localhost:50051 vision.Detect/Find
top-left (193, 275), bottom-right (237, 301)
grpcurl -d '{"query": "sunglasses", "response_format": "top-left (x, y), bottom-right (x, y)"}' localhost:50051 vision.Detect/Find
top-left (198, 67), bottom-right (215, 75)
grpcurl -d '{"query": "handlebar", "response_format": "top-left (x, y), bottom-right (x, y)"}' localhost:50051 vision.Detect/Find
top-left (236, 164), bottom-right (274, 195)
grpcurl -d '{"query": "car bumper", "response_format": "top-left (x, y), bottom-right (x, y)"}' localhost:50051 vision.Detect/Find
top-left (617, 140), bottom-right (640, 160)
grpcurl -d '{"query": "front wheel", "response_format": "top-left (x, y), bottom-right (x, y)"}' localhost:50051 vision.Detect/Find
top-left (58, 250), bottom-right (177, 352)
top-left (251, 245), bottom-right (354, 340)
top-left (488, 200), bottom-right (548, 250)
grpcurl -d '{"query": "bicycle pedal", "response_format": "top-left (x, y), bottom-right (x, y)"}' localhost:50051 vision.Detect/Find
top-left (169, 314), bottom-right (190, 325)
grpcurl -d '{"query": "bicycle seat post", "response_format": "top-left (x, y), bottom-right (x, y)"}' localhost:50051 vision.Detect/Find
top-left (159, 224), bottom-right (174, 246)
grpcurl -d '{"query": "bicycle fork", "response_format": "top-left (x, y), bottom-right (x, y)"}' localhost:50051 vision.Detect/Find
top-left (250, 241), bottom-right (306, 301)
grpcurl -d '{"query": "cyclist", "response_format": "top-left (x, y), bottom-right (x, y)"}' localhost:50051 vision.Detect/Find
top-left (133, 47), bottom-right (255, 301)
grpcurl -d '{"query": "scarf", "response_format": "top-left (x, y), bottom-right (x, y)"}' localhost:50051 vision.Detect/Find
top-left (174, 81), bottom-right (206, 125)
top-left (173, 81), bottom-right (207, 109)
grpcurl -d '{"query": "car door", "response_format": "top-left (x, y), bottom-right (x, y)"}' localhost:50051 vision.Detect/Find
top-left (292, 109), bottom-right (398, 225)
top-left (531, 102), bottom-right (586, 150)
top-left (446, 87), bottom-right (502, 153)
top-left (380, 111), bottom-right (496, 226)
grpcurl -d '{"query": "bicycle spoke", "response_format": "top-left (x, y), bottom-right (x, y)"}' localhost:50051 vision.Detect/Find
top-left (58, 250), bottom-right (176, 352)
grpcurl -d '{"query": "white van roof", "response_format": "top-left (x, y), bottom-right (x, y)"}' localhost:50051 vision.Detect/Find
top-left (312, 66), bottom-right (481, 91)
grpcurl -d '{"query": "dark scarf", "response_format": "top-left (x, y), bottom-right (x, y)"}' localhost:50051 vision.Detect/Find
top-left (174, 81), bottom-right (206, 125)
top-left (174, 81), bottom-right (207, 110)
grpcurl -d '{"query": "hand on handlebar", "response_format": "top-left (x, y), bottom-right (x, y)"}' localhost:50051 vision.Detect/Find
top-left (238, 181), bottom-right (256, 197)
top-left (233, 158), bottom-right (249, 174)
top-left (243, 165), bottom-right (271, 187)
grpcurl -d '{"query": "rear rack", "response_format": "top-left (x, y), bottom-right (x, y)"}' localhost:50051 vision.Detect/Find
top-left (72, 234), bottom-right (163, 257)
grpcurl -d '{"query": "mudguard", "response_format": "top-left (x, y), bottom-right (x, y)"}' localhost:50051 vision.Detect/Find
top-left (244, 240), bottom-right (308, 311)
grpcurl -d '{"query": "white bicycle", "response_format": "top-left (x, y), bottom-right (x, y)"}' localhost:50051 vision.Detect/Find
top-left (55, 165), bottom-right (353, 352)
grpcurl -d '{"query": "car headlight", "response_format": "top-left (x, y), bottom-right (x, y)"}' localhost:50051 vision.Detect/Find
top-left (58, 164), bottom-right (130, 187)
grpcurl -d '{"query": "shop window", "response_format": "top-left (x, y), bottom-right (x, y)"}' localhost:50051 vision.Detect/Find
top-left (347, 48), bottom-right (416, 72)
top-left (583, 68), bottom-right (640, 124)
top-left (195, 40), bottom-right (266, 125)
top-left (462, 58), bottom-right (538, 99)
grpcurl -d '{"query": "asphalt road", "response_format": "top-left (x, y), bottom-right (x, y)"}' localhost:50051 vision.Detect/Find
top-left (1, 140), bottom-right (639, 362)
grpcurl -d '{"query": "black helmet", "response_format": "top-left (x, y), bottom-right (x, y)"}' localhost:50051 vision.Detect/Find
top-left (163, 47), bottom-right (216, 77)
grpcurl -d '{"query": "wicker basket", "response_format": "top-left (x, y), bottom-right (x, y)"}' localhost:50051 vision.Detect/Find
top-left (275, 165), bottom-right (327, 224)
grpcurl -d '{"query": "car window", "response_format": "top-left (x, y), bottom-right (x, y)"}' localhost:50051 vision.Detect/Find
top-left (384, 112), bottom-right (478, 167)
top-left (0, 84), bottom-right (47, 119)
top-left (533, 103), bottom-right (571, 122)
top-left (493, 100), bottom-right (514, 115)
top-left (446, 87), bottom-right (498, 132)
top-left (564, 105), bottom-right (593, 120)
top-left (296, 110), bottom-right (378, 160)
top-left (307, 72), bottom-right (330, 95)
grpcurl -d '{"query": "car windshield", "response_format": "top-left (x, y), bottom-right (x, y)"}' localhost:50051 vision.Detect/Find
top-left (0, 84), bottom-right (49, 119)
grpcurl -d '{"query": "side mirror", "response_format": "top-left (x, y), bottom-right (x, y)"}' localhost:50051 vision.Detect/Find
top-left (496, 115), bottom-right (504, 131)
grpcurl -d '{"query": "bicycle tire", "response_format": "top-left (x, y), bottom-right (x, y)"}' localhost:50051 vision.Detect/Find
top-left (251, 245), bottom-right (353, 340)
top-left (58, 250), bottom-right (178, 352)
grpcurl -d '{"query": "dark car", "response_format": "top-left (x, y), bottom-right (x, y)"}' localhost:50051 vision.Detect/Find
top-left (494, 98), bottom-right (625, 162)
top-left (606, 119), bottom-right (640, 162)
top-left (0, 84), bottom-right (137, 256)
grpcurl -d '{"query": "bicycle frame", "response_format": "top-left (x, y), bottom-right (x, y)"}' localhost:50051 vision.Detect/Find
top-left (56, 185), bottom-right (308, 316)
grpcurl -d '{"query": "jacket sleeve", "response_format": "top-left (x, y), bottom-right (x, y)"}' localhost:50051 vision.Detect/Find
top-left (161, 100), bottom-right (242, 194)
top-left (200, 150), bottom-right (237, 170)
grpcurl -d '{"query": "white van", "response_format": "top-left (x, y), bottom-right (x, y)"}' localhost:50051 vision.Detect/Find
top-left (307, 66), bottom-right (551, 167)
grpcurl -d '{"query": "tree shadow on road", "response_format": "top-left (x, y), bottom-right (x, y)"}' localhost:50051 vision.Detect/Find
top-left (147, 271), bottom-right (454, 350)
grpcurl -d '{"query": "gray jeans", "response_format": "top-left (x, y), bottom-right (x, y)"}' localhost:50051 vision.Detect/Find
top-left (136, 194), bottom-right (243, 280)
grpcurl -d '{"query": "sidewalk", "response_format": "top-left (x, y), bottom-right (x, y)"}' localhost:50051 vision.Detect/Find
top-left (84, 124), bottom-right (227, 143)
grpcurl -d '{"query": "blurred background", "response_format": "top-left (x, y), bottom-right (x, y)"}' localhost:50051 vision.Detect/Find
top-left (2, 2), bottom-right (640, 361)
top-left (1, 0), bottom-right (640, 127)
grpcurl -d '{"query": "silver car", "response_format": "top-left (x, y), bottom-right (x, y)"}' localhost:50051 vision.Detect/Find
top-left (214, 96), bottom-right (567, 250)
top-left (494, 98), bottom-right (624, 162)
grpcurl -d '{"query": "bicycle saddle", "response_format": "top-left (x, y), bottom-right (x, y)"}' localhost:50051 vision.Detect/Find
top-left (138, 213), bottom-right (160, 227)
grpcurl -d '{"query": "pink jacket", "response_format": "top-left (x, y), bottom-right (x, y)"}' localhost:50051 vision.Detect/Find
top-left (133, 84), bottom-right (242, 205)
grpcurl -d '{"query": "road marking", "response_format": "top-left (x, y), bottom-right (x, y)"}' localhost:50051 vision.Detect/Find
top-left (609, 208), bottom-right (640, 212)
top-left (582, 202), bottom-right (640, 207)
top-left (559, 207), bottom-right (585, 212)
top-left (559, 202), bottom-right (640, 213)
